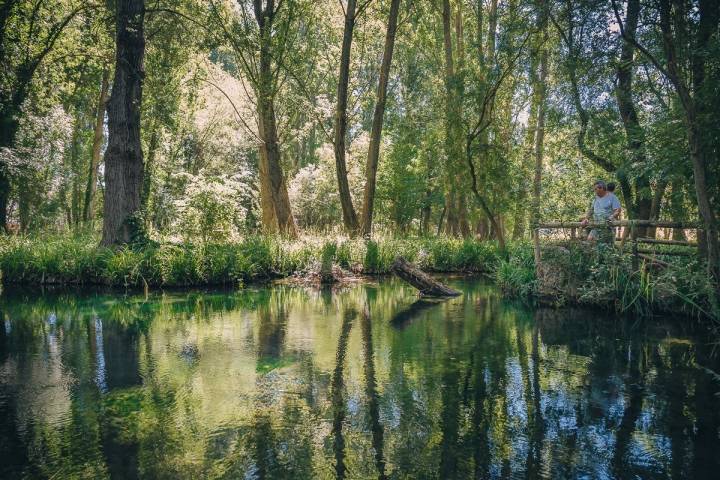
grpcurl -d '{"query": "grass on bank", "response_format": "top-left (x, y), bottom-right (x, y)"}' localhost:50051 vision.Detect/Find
top-left (0, 234), bottom-right (715, 320)
top-left (0, 234), bottom-right (505, 287)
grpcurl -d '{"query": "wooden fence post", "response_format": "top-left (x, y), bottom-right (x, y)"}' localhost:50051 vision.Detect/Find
top-left (631, 221), bottom-right (639, 270)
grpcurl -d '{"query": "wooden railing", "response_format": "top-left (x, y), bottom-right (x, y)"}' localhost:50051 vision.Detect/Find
top-left (534, 220), bottom-right (701, 268)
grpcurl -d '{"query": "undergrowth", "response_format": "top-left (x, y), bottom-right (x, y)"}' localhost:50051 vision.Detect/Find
top-left (0, 234), bottom-right (501, 287)
top-left (0, 234), bottom-right (715, 320)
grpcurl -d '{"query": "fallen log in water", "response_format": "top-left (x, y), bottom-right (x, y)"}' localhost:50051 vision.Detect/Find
top-left (391, 257), bottom-right (461, 297)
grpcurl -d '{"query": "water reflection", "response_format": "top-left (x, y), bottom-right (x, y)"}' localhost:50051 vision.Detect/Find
top-left (0, 280), bottom-right (719, 479)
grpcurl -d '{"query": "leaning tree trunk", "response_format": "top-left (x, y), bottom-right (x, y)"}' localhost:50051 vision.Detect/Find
top-left (257, 96), bottom-right (297, 237)
top-left (391, 257), bottom-right (461, 297)
top-left (101, 0), bottom-right (146, 246)
top-left (334, 0), bottom-right (360, 235)
top-left (84, 68), bottom-right (110, 224)
top-left (360, 0), bottom-right (401, 237)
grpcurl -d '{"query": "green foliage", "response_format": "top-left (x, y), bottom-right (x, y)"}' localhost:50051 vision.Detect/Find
top-left (576, 251), bottom-right (716, 318)
top-left (495, 243), bottom-right (536, 298)
top-left (0, 234), bottom-right (715, 318)
top-left (0, 234), bottom-right (504, 287)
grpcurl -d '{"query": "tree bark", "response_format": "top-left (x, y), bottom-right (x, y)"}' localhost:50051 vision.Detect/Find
top-left (334, 0), bottom-right (360, 235)
top-left (391, 257), bottom-right (461, 297)
top-left (101, 0), bottom-right (146, 246)
top-left (615, 0), bottom-right (652, 235)
top-left (646, 179), bottom-right (667, 239)
top-left (84, 68), bottom-right (110, 224)
top-left (254, 0), bottom-right (297, 238)
top-left (360, 0), bottom-right (401, 237)
top-left (531, 0), bottom-right (549, 267)
top-left (440, 0), bottom-right (466, 237)
top-left (257, 92), bottom-right (296, 237)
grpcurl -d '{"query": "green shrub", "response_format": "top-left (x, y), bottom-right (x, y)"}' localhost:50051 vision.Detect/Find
top-left (364, 240), bottom-right (381, 273)
top-left (495, 243), bottom-right (536, 298)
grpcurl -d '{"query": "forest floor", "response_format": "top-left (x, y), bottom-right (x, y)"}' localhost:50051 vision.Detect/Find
top-left (0, 234), bottom-right (715, 321)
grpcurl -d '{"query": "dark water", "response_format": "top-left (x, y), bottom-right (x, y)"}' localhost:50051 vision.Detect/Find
top-left (1, 279), bottom-right (719, 479)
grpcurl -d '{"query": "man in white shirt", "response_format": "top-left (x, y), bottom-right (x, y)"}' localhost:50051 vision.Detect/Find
top-left (581, 180), bottom-right (621, 243)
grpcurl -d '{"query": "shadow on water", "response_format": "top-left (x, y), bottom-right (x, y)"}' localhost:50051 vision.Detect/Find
top-left (389, 297), bottom-right (450, 329)
top-left (1, 280), bottom-right (719, 479)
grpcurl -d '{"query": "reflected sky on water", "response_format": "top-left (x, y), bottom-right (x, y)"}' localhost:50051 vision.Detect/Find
top-left (0, 278), bottom-right (719, 479)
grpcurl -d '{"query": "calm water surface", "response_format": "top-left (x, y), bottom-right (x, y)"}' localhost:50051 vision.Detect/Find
top-left (1, 278), bottom-right (719, 479)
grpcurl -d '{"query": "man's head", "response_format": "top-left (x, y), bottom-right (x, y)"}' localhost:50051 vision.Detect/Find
top-left (594, 180), bottom-right (607, 197)
top-left (607, 182), bottom-right (616, 192)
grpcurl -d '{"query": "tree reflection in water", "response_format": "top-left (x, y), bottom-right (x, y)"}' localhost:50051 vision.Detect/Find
top-left (0, 280), bottom-right (718, 479)
top-left (331, 308), bottom-right (355, 480)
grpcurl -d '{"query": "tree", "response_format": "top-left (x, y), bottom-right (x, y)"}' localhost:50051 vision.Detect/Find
top-left (209, 0), bottom-right (298, 237)
top-left (101, 0), bottom-right (146, 245)
top-left (333, 0), bottom-right (363, 235)
top-left (359, 0), bottom-right (401, 236)
top-left (439, 0), bottom-right (470, 237)
top-left (531, 0), bottom-right (549, 265)
top-left (0, 0), bottom-right (89, 231)
top-left (83, 68), bottom-right (110, 223)
top-left (611, 0), bottom-right (720, 296)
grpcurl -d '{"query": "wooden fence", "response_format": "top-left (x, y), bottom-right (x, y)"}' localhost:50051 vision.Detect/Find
top-left (535, 220), bottom-right (700, 268)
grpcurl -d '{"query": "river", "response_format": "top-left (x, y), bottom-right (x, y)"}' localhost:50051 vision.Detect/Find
top-left (0, 278), bottom-right (718, 479)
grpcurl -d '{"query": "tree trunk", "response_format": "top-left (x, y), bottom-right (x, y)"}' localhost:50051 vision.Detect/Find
top-left (0, 106), bottom-right (20, 232)
top-left (257, 95), bottom-right (297, 237)
top-left (360, 0), bottom-right (401, 237)
top-left (391, 257), bottom-right (461, 297)
top-left (254, 2), bottom-right (297, 238)
top-left (657, 0), bottom-right (719, 295)
top-left (84, 68), bottom-right (110, 224)
top-left (615, 0), bottom-right (652, 236)
top-left (440, 0), bottom-right (465, 237)
top-left (532, 2), bottom-right (549, 267)
top-left (334, 0), bottom-right (360, 235)
top-left (646, 180), bottom-right (667, 239)
top-left (101, 0), bottom-right (146, 246)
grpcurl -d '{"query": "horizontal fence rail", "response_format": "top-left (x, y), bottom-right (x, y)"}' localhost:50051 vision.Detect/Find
top-left (534, 219), bottom-right (701, 267)
top-left (537, 220), bottom-right (700, 229)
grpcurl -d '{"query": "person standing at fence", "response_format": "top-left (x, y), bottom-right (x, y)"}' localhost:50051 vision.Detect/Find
top-left (580, 180), bottom-right (621, 244)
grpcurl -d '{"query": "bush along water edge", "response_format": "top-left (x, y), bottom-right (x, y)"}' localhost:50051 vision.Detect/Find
top-left (0, 235), bottom-right (715, 320)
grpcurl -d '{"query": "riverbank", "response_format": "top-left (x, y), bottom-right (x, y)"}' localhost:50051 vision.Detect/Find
top-left (0, 234), bottom-right (502, 286)
top-left (0, 234), bottom-right (715, 320)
